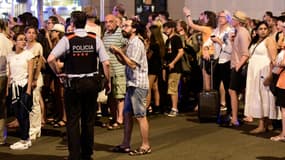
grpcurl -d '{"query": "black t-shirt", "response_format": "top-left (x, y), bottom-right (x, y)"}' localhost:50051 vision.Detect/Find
top-left (164, 35), bottom-right (183, 73)
top-left (148, 43), bottom-right (161, 75)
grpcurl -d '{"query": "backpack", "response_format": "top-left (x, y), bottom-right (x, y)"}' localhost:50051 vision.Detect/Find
top-left (181, 44), bottom-right (196, 74)
top-left (187, 32), bottom-right (202, 54)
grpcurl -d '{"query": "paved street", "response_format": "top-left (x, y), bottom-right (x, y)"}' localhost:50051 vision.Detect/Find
top-left (0, 112), bottom-right (285, 160)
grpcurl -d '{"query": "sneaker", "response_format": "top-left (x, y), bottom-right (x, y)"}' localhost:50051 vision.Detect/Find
top-left (220, 104), bottom-right (227, 111)
top-left (96, 111), bottom-right (102, 117)
top-left (10, 140), bottom-right (32, 150)
top-left (167, 110), bottom-right (178, 117)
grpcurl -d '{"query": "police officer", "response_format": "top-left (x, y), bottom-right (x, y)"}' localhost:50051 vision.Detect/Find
top-left (48, 11), bottom-right (111, 160)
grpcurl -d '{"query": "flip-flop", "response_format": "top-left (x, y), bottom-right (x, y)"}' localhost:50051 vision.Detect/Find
top-left (107, 122), bottom-right (123, 130)
top-left (53, 120), bottom-right (66, 128)
top-left (46, 118), bottom-right (57, 125)
top-left (129, 147), bottom-right (152, 156)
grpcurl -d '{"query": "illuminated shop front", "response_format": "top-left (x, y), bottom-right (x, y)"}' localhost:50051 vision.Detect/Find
top-left (42, 0), bottom-right (81, 20)
top-left (0, 0), bottom-right (13, 19)
top-left (0, 0), bottom-right (81, 20)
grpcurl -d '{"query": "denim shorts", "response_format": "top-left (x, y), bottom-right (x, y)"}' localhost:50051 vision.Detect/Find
top-left (124, 86), bottom-right (148, 118)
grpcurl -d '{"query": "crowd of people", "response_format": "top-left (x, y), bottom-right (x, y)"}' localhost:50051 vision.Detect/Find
top-left (0, 3), bottom-right (285, 160)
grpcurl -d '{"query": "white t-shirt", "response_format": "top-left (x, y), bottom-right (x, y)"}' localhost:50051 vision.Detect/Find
top-left (25, 42), bottom-right (44, 87)
top-left (25, 42), bottom-right (43, 57)
top-left (85, 24), bottom-right (102, 39)
top-left (7, 50), bottom-right (34, 87)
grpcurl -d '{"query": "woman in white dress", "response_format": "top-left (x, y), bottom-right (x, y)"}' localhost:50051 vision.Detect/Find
top-left (244, 21), bottom-right (280, 134)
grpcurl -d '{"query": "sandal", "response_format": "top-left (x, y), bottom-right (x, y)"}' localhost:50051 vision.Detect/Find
top-left (147, 106), bottom-right (153, 113)
top-left (7, 119), bottom-right (19, 128)
top-left (111, 145), bottom-right (131, 153)
top-left (220, 104), bottom-right (227, 111)
top-left (107, 122), bottom-right (123, 130)
top-left (41, 122), bottom-right (45, 128)
top-left (53, 120), bottom-right (66, 128)
top-left (129, 147), bottom-right (152, 156)
top-left (46, 118), bottom-right (56, 125)
top-left (270, 135), bottom-right (285, 142)
top-left (249, 127), bottom-right (266, 134)
top-left (243, 116), bottom-right (253, 123)
top-left (228, 120), bottom-right (241, 127)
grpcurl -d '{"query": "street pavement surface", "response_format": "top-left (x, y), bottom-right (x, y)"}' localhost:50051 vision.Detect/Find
top-left (0, 112), bottom-right (285, 160)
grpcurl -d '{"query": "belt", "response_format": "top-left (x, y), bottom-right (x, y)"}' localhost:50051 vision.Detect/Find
top-left (66, 71), bottom-right (99, 78)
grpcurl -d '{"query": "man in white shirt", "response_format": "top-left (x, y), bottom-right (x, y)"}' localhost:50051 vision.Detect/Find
top-left (83, 6), bottom-right (102, 38)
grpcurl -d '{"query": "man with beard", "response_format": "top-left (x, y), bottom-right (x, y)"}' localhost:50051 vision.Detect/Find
top-left (110, 19), bottom-right (151, 156)
top-left (162, 21), bottom-right (184, 117)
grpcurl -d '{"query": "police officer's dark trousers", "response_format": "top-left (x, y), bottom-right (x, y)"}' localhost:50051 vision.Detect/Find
top-left (64, 77), bottom-right (99, 160)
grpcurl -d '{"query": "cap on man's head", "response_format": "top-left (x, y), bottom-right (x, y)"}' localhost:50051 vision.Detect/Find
top-left (51, 24), bottom-right (65, 33)
top-left (232, 11), bottom-right (247, 23)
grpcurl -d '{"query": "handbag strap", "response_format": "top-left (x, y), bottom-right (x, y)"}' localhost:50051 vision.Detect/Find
top-left (249, 38), bottom-right (265, 57)
top-left (234, 38), bottom-right (266, 65)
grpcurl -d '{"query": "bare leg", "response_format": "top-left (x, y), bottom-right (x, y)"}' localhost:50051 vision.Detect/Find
top-left (62, 105), bottom-right (67, 122)
top-left (152, 77), bottom-right (160, 107)
top-left (202, 69), bottom-right (211, 91)
top-left (108, 96), bottom-right (117, 122)
top-left (171, 94), bottom-right (178, 111)
top-left (116, 99), bottom-right (124, 124)
top-left (266, 118), bottom-right (273, 131)
top-left (229, 89), bottom-right (239, 124)
top-left (250, 118), bottom-right (266, 134)
top-left (121, 112), bottom-right (133, 147)
top-left (136, 116), bottom-right (150, 149)
top-left (146, 75), bottom-right (156, 109)
top-left (270, 108), bottom-right (285, 141)
top-left (220, 82), bottom-right (226, 106)
top-left (146, 75), bottom-right (156, 112)
top-left (97, 103), bottom-right (102, 114)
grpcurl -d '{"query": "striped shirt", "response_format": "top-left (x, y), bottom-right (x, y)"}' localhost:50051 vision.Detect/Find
top-left (103, 27), bottom-right (127, 77)
top-left (126, 36), bottom-right (149, 89)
